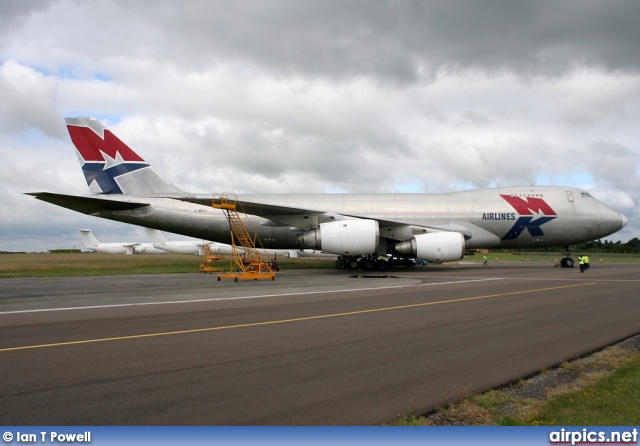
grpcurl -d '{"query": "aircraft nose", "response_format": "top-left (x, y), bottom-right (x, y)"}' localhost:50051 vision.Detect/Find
top-left (610, 208), bottom-right (628, 231)
top-left (600, 204), bottom-right (628, 234)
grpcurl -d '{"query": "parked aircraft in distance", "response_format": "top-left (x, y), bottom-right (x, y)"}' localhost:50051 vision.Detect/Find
top-left (144, 227), bottom-right (211, 255)
top-left (144, 228), bottom-right (326, 258)
top-left (78, 229), bottom-right (165, 254)
top-left (29, 118), bottom-right (627, 269)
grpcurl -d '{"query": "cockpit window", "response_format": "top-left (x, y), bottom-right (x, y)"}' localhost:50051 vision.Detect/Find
top-left (581, 192), bottom-right (592, 198)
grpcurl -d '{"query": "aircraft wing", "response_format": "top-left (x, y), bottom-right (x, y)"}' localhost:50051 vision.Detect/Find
top-left (177, 196), bottom-right (323, 216)
top-left (26, 192), bottom-right (150, 215)
top-left (174, 196), bottom-right (473, 238)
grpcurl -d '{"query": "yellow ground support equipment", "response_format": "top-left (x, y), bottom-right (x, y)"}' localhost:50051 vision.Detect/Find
top-left (212, 194), bottom-right (276, 282)
top-left (198, 244), bottom-right (225, 273)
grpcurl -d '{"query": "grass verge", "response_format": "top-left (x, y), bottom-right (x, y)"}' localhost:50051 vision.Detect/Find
top-left (529, 357), bottom-right (640, 425)
top-left (391, 337), bottom-right (640, 426)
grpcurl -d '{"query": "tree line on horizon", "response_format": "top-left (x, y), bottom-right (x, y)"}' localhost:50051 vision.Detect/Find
top-left (512, 238), bottom-right (640, 254)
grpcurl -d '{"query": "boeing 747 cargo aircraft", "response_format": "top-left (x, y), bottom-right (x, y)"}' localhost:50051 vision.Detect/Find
top-left (28, 118), bottom-right (627, 269)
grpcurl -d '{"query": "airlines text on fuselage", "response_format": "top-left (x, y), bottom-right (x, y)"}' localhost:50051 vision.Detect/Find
top-left (482, 213), bottom-right (517, 221)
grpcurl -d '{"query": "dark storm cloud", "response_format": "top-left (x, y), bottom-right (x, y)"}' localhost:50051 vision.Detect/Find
top-left (10, 0), bottom-right (639, 82)
top-left (0, 0), bottom-right (42, 39)
top-left (135, 0), bottom-right (640, 81)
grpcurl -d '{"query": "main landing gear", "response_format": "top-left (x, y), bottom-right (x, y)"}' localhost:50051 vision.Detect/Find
top-left (335, 255), bottom-right (389, 271)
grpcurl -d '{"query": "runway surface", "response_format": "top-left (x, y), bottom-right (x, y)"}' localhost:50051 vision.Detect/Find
top-left (1, 262), bottom-right (639, 425)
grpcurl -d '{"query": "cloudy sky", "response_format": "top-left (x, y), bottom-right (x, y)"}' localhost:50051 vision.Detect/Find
top-left (1, 0), bottom-right (639, 252)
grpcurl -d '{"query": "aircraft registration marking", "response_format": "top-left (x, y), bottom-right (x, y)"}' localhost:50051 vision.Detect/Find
top-left (0, 282), bottom-right (596, 353)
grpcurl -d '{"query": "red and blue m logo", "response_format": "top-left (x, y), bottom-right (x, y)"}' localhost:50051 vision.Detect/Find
top-left (68, 124), bottom-right (149, 194)
top-left (500, 195), bottom-right (557, 240)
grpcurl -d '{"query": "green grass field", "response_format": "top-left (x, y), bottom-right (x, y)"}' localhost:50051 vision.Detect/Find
top-left (2, 251), bottom-right (638, 279)
top-left (0, 253), bottom-right (200, 277)
top-left (0, 253), bottom-right (337, 278)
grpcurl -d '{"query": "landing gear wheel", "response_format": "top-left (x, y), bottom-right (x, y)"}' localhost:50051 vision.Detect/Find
top-left (560, 245), bottom-right (575, 268)
top-left (376, 259), bottom-right (388, 270)
top-left (360, 259), bottom-right (375, 270)
top-left (560, 258), bottom-right (574, 268)
top-left (348, 259), bottom-right (359, 270)
top-left (335, 259), bottom-right (347, 269)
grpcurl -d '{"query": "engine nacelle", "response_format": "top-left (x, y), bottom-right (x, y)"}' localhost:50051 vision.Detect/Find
top-left (394, 232), bottom-right (465, 262)
top-left (296, 219), bottom-right (379, 255)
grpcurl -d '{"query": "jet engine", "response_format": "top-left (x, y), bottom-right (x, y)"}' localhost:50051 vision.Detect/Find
top-left (296, 219), bottom-right (379, 255)
top-left (394, 232), bottom-right (465, 262)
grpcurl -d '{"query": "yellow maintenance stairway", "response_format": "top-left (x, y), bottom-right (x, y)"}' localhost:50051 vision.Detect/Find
top-left (212, 193), bottom-right (276, 282)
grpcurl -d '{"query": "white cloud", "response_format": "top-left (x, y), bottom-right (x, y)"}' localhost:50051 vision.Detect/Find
top-left (1, 0), bottom-right (639, 251)
top-left (0, 60), bottom-right (63, 138)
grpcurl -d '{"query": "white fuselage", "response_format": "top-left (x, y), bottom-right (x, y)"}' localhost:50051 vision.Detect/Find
top-left (87, 186), bottom-right (626, 252)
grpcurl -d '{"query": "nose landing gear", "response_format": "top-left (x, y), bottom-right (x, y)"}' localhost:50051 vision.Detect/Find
top-left (560, 257), bottom-right (574, 268)
top-left (559, 246), bottom-right (575, 268)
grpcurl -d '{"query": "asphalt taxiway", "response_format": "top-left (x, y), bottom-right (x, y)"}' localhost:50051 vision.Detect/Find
top-left (1, 262), bottom-right (639, 425)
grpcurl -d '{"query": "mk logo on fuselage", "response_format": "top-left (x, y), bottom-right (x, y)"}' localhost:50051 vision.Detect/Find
top-left (485, 195), bottom-right (557, 240)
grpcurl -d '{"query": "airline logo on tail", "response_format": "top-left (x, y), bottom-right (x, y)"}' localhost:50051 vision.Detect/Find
top-left (67, 118), bottom-right (149, 194)
top-left (500, 195), bottom-right (557, 240)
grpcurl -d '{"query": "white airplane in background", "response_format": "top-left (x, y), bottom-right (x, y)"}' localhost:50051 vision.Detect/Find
top-left (29, 117), bottom-right (627, 270)
top-left (144, 227), bottom-right (328, 258)
top-left (144, 227), bottom-right (242, 256)
top-left (78, 229), bottom-right (166, 254)
top-left (144, 228), bottom-right (209, 255)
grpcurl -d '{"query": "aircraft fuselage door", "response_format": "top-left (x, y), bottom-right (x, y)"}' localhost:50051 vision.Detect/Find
top-left (566, 191), bottom-right (574, 202)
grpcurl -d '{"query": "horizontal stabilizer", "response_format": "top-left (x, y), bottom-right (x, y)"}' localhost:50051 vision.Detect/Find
top-left (26, 192), bottom-right (149, 215)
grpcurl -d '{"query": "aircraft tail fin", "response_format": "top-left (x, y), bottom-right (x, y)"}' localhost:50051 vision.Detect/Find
top-left (65, 117), bottom-right (185, 195)
top-left (78, 229), bottom-right (101, 248)
top-left (144, 228), bottom-right (170, 244)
